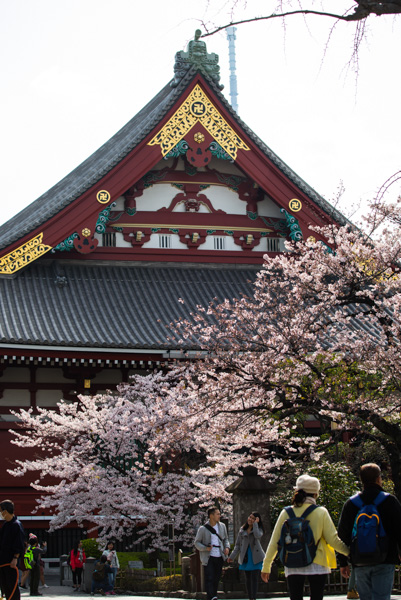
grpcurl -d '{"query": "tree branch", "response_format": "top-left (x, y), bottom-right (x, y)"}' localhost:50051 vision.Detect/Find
top-left (200, 2), bottom-right (401, 38)
top-left (201, 10), bottom-right (350, 38)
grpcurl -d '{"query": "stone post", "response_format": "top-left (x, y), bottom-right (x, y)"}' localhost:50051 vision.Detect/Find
top-left (225, 466), bottom-right (276, 546)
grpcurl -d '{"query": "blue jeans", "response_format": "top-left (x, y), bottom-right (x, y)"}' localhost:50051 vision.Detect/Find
top-left (354, 564), bottom-right (395, 600)
top-left (348, 567), bottom-right (356, 591)
top-left (108, 567), bottom-right (117, 587)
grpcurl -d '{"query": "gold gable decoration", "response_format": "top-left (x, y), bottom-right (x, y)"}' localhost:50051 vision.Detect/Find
top-left (0, 233), bottom-right (52, 275)
top-left (148, 84), bottom-right (250, 160)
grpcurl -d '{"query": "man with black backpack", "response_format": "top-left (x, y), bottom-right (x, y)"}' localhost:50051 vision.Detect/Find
top-left (338, 463), bottom-right (401, 600)
top-left (194, 506), bottom-right (230, 600)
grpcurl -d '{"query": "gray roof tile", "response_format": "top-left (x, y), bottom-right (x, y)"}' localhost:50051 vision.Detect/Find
top-left (0, 263), bottom-right (258, 350)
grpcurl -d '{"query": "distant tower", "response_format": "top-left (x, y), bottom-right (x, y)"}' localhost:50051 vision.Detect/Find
top-left (226, 27), bottom-right (238, 112)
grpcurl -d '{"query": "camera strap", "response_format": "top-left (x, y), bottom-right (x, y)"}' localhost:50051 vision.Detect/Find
top-left (204, 523), bottom-right (224, 542)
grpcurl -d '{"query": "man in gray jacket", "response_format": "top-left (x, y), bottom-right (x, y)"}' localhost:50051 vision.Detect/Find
top-left (195, 507), bottom-right (230, 600)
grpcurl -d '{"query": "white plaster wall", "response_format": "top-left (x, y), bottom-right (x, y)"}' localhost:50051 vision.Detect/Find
top-left (36, 390), bottom-right (64, 407)
top-left (35, 368), bottom-right (71, 383)
top-left (115, 232), bottom-right (132, 247)
top-left (202, 186), bottom-right (246, 214)
top-left (0, 368), bottom-right (30, 383)
top-left (208, 158), bottom-right (244, 175)
top-left (95, 231), bottom-right (131, 248)
top-left (254, 237), bottom-right (285, 253)
top-left (170, 200), bottom-right (212, 214)
top-left (112, 195), bottom-right (125, 210)
top-left (91, 369), bottom-right (125, 384)
top-left (202, 235), bottom-right (239, 251)
top-left (141, 233), bottom-right (188, 250)
top-left (132, 181), bottom-right (284, 219)
top-left (153, 157), bottom-right (244, 176)
top-left (257, 196), bottom-right (284, 218)
top-left (1, 389), bottom-right (30, 406)
top-left (136, 184), bottom-right (178, 212)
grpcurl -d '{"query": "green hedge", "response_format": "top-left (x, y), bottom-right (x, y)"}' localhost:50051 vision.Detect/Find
top-left (118, 552), bottom-right (153, 570)
top-left (81, 539), bottom-right (102, 559)
top-left (119, 574), bottom-right (183, 592)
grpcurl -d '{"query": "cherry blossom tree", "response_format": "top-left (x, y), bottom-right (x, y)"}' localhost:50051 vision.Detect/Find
top-left (169, 197), bottom-right (401, 496)
top-left (9, 197), bottom-right (401, 540)
top-left (9, 368), bottom-right (215, 550)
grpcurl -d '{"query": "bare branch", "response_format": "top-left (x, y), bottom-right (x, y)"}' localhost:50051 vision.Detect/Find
top-left (200, 1), bottom-right (401, 44)
top-left (201, 9), bottom-right (351, 37)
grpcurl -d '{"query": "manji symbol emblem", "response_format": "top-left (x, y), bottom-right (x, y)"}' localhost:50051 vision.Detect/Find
top-left (289, 198), bottom-right (302, 212)
top-left (148, 84), bottom-right (250, 161)
top-left (190, 101), bottom-right (206, 116)
top-left (96, 190), bottom-right (111, 204)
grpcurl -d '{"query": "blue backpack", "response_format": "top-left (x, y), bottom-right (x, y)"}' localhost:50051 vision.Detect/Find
top-left (350, 491), bottom-right (389, 566)
top-left (278, 504), bottom-right (318, 568)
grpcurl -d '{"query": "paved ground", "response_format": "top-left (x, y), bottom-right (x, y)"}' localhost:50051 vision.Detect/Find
top-left (18, 575), bottom-right (401, 600)
top-left (18, 586), bottom-right (401, 600)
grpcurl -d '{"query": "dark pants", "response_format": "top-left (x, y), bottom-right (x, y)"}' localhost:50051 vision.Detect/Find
top-left (287, 574), bottom-right (327, 600)
top-left (72, 568), bottom-right (83, 586)
top-left (244, 569), bottom-right (261, 599)
top-left (91, 579), bottom-right (113, 594)
top-left (0, 565), bottom-right (20, 600)
top-left (204, 556), bottom-right (224, 600)
top-left (29, 564), bottom-right (40, 596)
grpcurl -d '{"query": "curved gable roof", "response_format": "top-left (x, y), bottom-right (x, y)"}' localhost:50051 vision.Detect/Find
top-left (0, 67), bottom-right (348, 253)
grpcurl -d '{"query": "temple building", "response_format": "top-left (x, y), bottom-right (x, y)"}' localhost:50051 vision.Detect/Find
top-left (0, 32), bottom-right (346, 549)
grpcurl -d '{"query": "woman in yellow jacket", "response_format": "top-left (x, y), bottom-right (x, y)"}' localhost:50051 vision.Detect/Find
top-left (261, 474), bottom-right (349, 600)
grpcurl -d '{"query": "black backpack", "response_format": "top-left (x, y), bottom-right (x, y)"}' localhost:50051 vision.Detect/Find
top-left (277, 504), bottom-right (318, 568)
top-left (93, 563), bottom-right (106, 582)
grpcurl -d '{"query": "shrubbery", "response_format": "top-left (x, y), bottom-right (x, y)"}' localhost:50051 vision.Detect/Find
top-left (119, 574), bottom-right (182, 592)
top-left (270, 461), bottom-right (359, 525)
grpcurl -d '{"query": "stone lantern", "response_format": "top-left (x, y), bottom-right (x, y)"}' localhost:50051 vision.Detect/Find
top-left (225, 466), bottom-right (276, 545)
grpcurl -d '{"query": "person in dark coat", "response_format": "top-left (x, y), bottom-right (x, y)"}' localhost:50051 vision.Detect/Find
top-left (28, 535), bottom-right (46, 597)
top-left (90, 555), bottom-right (115, 596)
top-left (338, 463), bottom-right (401, 600)
top-left (0, 499), bottom-right (25, 600)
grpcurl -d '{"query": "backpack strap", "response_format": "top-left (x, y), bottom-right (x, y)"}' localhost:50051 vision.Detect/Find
top-left (301, 504), bottom-right (318, 519)
top-left (284, 505), bottom-right (317, 519)
top-left (284, 506), bottom-right (295, 519)
top-left (350, 493), bottom-right (364, 508)
top-left (373, 491), bottom-right (389, 506)
top-left (350, 491), bottom-right (389, 508)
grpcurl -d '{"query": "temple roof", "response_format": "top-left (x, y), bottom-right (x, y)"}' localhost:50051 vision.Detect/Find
top-left (0, 262), bottom-right (258, 350)
top-left (0, 54), bottom-right (347, 253)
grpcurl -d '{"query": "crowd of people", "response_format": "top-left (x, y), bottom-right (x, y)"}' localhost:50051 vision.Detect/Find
top-left (0, 461), bottom-right (399, 600)
top-left (0, 500), bottom-right (120, 600)
top-left (195, 462), bottom-right (401, 600)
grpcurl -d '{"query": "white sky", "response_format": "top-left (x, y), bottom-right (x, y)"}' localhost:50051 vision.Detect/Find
top-left (1, 0), bottom-right (400, 226)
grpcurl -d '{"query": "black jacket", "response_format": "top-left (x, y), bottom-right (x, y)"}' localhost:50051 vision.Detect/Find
top-left (337, 484), bottom-right (401, 567)
top-left (92, 560), bottom-right (112, 584)
top-left (0, 516), bottom-right (25, 564)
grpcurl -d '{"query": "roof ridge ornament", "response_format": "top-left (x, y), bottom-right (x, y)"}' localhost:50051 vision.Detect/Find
top-left (171, 30), bottom-right (223, 89)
